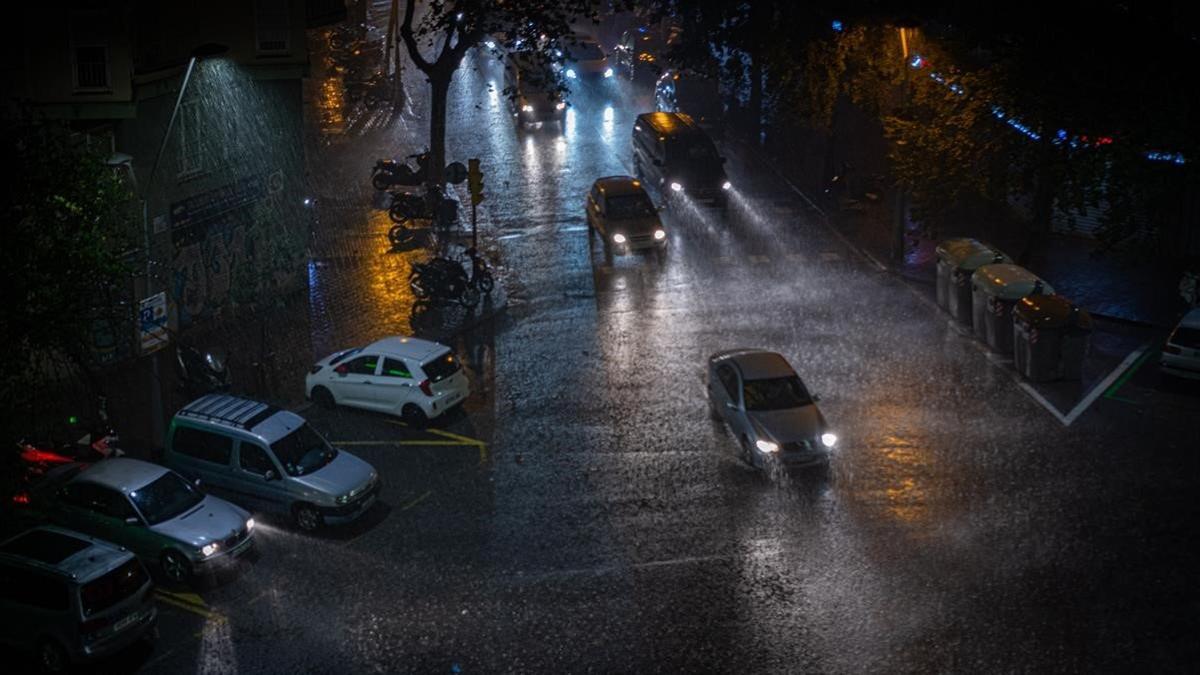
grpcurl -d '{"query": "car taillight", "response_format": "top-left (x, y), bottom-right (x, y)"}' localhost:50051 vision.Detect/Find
top-left (310, 364), bottom-right (323, 374)
top-left (419, 379), bottom-right (433, 396)
top-left (1164, 344), bottom-right (1182, 354)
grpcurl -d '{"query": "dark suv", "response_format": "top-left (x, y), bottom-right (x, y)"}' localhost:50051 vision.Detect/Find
top-left (632, 111), bottom-right (730, 209)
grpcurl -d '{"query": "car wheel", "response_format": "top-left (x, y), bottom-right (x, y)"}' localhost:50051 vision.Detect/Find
top-left (294, 503), bottom-right (323, 532)
top-left (312, 386), bottom-right (335, 409)
top-left (402, 404), bottom-right (429, 428)
top-left (36, 638), bottom-right (68, 674)
top-left (160, 549), bottom-right (192, 585)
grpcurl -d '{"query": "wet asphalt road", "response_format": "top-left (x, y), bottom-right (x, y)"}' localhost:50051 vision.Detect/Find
top-left (110, 48), bottom-right (1200, 674)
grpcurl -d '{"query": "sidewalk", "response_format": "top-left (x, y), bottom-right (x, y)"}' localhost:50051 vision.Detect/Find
top-left (752, 117), bottom-right (1189, 330)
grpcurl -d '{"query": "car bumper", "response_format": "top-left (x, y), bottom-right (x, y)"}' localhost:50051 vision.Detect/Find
top-left (518, 109), bottom-right (565, 124)
top-left (614, 237), bottom-right (667, 253)
top-left (429, 387), bottom-right (470, 418)
top-left (77, 604), bottom-right (158, 661)
top-left (320, 483), bottom-right (381, 524)
top-left (195, 532), bottom-right (255, 570)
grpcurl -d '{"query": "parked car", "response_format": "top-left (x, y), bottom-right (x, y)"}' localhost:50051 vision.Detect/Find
top-left (654, 69), bottom-right (724, 134)
top-left (560, 36), bottom-right (612, 80)
top-left (0, 526), bottom-right (157, 673)
top-left (25, 458), bottom-right (254, 585)
top-left (632, 111), bottom-right (730, 209)
top-left (163, 394), bottom-right (379, 533)
top-left (706, 349), bottom-right (837, 472)
top-left (306, 336), bottom-right (470, 426)
top-left (586, 175), bottom-right (667, 255)
top-left (1161, 306), bottom-right (1200, 379)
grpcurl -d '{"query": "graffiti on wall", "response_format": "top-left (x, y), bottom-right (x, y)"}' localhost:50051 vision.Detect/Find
top-left (169, 171), bottom-right (305, 326)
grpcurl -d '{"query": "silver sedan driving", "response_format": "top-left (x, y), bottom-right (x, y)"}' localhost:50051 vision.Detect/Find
top-left (706, 349), bottom-right (837, 471)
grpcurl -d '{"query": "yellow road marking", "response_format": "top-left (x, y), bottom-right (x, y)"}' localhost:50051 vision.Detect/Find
top-left (155, 591), bottom-right (223, 622)
top-left (383, 420), bottom-right (489, 464)
top-left (400, 490), bottom-right (432, 511)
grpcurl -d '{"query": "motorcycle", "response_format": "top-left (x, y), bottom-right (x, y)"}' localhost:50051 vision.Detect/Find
top-left (409, 257), bottom-right (479, 308)
top-left (176, 343), bottom-right (231, 397)
top-left (372, 151), bottom-right (430, 190)
top-left (387, 183), bottom-right (459, 226)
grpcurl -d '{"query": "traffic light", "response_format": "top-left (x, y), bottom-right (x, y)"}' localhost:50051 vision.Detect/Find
top-left (468, 158), bottom-right (484, 205)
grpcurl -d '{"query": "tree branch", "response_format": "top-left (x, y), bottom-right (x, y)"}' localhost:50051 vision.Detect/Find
top-left (399, 0), bottom-right (432, 73)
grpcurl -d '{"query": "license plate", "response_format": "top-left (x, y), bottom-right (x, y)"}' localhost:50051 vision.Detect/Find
top-left (113, 612), bottom-right (140, 632)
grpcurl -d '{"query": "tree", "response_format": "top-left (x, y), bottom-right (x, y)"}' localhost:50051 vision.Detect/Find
top-left (0, 112), bottom-right (136, 502)
top-left (398, 0), bottom-right (611, 184)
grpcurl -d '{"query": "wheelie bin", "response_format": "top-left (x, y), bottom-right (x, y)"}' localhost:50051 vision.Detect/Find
top-left (1012, 295), bottom-right (1093, 381)
top-left (934, 238), bottom-right (1010, 325)
top-left (971, 264), bottom-right (1054, 354)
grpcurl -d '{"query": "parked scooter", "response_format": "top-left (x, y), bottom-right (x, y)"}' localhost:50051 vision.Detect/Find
top-left (373, 151), bottom-right (431, 190)
top-left (176, 343), bottom-right (231, 398)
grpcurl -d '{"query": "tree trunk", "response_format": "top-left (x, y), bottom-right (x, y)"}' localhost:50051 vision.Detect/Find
top-left (427, 74), bottom-right (451, 185)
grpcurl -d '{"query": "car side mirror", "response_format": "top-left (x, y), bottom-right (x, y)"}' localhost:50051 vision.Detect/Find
top-left (125, 516), bottom-right (140, 526)
top-left (263, 469), bottom-right (277, 481)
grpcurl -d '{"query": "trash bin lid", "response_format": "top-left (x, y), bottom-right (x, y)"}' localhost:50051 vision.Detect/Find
top-left (1013, 293), bottom-right (1083, 329)
top-left (972, 263), bottom-right (1054, 300)
top-left (935, 238), bottom-right (1010, 270)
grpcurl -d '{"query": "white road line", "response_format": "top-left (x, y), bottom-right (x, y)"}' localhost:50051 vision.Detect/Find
top-left (749, 255), bottom-right (770, 264)
top-left (1018, 382), bottom-right (1069, 425)
top-left (717, 256), bottom-right (733, 264)
top-left (786, 253), bottom-right (805, 261)
top-left (1062, 344), bottom-right (1151, 425)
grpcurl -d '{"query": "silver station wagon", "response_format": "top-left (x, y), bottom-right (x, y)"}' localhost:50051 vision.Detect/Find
top-left (163, 395), bottom-right (380, 532)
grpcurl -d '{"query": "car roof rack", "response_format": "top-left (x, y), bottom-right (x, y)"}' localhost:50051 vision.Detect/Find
top-left (176, 394), bottom-right (280, 431)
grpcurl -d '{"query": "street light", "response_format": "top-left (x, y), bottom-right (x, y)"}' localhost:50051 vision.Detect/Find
top-left (140, 42), bottom-right (228, 444)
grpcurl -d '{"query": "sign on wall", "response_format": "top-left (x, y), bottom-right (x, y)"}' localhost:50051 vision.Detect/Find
top-left (138, 291), bottom-right (169, 354)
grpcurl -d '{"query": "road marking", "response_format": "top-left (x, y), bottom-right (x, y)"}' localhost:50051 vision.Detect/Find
top-left (155, 590), bottom-right (224, 622)
top-left (786, 253), bottom-right (805, 262)
top-left (749, 254), bottom-right (770, 264)
top-left (1104, 347), bottom-right (1157, 399)
top-left (384, 420), bottom-right (489, 464)
top-left (820, 251), bottom-right (842, 261)
top-left (1017, 383), bottom-right (1069, 425)
top-left (1062, 343), bottom-right (1152, 425)
top-left (400, 490), bottom-right (432, 511)
top-left (717, 256), bottom-right (732, 264)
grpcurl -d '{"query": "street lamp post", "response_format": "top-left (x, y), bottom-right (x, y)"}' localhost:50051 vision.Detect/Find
top-left (140, 43), bottom-right (228, 444)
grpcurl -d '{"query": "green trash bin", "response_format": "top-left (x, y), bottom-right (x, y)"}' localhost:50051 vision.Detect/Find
top-left (934, 238), bottom-right (1010, 325)
top-left (971, 264), bottom-right (1054, 354)
top-left (1012, 294), bottom-right (1093, 381)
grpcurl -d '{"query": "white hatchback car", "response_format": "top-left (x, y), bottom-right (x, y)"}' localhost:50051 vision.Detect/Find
top-left (1161, 307), bottom-right (1200, 380)
top-left (306, 337), bottom-right (470, 425)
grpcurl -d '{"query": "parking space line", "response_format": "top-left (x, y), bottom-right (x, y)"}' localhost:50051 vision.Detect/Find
top-left (1103, 347), bottom-right (1156, 400)
top-left (155, 590), bottom-right (223, 622)
top-left (1063, 344), bottom-right (1151, 425)
top-left (400, 490), bottom-right (432, 511)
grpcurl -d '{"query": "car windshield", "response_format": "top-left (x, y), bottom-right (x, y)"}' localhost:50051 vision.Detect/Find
top-left (129, 472), bottom-right (204, 525)
top-left (667, 137), bottom-right (719, 163)
top-left (569, 41), bottom-right (604, 60)
top-left (743, 376), bottom-right (813, 411)
top-left (606, 193), bottom-right (657, 219)
top-left (271, 424), bottom-right (337, 477)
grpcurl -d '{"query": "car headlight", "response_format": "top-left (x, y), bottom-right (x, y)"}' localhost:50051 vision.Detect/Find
top-left (653, 229), bottom-right (666, 240)
top-left (612, 233), bottom-right (626, 244)
top-left (722, 180), bottom-right (732, 191)
top-left (755, 439), bottom-right (779, 453)
top-left (200, 543), bottom-right (219, 557)
top-left (521, 104), bottom-right (534, 112)
top-left (336, 493), bottom-right (350, 505)
top-left (555, 101), bottom-right (566, 110)
top-left (669, 182), bottom-right (683, 192)
top-left (246, 518), bottom-right (255, 531)
top-left (566, 68), bottom-right (577, 79)
top-left (821, 432), bottom-right (838, 448)
top-left (604, 67), bottom-right (614, 78)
